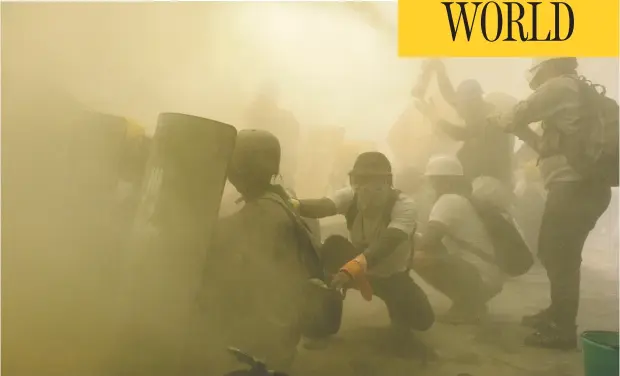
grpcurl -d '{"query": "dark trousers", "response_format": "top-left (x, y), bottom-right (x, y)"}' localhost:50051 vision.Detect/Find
top-left (368, 271), bottom-right (435, 331)
top-left (538, 181), bottom-right (611, 329)
top-left (413, 256), bottom-right (500, 310)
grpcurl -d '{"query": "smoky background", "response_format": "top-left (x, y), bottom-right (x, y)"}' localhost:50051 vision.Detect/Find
top-left (2, 2), bottom-right (618, 376)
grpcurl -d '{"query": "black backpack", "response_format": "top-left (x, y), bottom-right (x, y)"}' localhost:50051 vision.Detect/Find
top-left (344, 189), bottom-right (401, 230)
top-left (560, 76), bottom-right (619, 187)
top-left (466, 197), bottom-right (534, 277)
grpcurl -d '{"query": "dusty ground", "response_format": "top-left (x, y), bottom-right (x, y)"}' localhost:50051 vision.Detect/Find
top-left (290, 219), bottom-right (619, 376)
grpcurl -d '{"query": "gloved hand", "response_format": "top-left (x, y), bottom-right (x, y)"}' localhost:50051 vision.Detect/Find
top-left (289, 198), bottom-right (301, 213)
top-left (333, 256), bottom-right (373, 301)
top-left (330, 271), bottom-right (352, 290)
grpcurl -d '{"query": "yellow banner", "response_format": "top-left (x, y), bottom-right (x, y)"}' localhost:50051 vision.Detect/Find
top-left (398, 0), bottom-right (619, 57)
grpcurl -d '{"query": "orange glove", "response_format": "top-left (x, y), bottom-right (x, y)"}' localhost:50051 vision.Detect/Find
top-left (338, 255), bottom-right (373, 302)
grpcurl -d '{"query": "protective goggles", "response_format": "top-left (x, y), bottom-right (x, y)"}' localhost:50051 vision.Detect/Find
top-left (348, 173), bottom-right (392, 188)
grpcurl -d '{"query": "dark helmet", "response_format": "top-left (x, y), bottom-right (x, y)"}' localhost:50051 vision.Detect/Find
top-left (349, 152), bottom-right (392, 186)
top-left (228, 129), bottom-right (281, 197)
top-left (350, 151), bottom-right (392, 177)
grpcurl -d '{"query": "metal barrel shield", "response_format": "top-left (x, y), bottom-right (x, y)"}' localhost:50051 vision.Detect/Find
top-left (111, 113), bottom-right (237, 376)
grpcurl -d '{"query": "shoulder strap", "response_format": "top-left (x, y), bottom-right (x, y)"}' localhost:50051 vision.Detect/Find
top-left (383, 189), bottom-right (401, 224)
top-left (344, 193), bottom-right (358, 231)
top-left (258, 194), bottom-right (324, 280)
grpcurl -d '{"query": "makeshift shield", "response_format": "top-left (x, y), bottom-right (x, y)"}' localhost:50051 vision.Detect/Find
top-left (111, 113), bottom-right (237, 375)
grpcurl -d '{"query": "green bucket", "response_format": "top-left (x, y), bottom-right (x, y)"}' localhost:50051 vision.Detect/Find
top-left (581, 331), bottom-right (619, 376)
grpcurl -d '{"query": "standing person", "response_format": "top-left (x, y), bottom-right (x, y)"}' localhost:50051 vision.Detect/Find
top-left (499, 57), bottom-right (616, 349)
top-left (292, 152), bottom-right (435, 358)
top-left (415, 60), bottom-right (514, 188)
top-left (412, 156), bottom-right (506, 324)
top-left (207, 129), bottom-right (335, 373)
top-left (245, 81), bottom-right (300, 189)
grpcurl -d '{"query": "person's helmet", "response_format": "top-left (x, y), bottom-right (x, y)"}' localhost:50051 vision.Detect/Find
top-left (349, 151), bottom-right (392, 186)
top-left (125, 118), bottom-right (146, 141)
top-left (456, 79), bottom-right (484, 98)
top-left (349, 151), bottom-right (392, 177)
top-left (526, 57), bottom-right (578, 87)
top-left (455, 80), bottom-right (485, 118)
top-left (424, 155), bottom-right (464, 177)
top-left (228, 129), bottom-right (281, 191)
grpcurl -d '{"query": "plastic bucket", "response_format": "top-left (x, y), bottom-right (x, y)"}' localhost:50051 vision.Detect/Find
top-left (581, 331), bottom-right (619, 376)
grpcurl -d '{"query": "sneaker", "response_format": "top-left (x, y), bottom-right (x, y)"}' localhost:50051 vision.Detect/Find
top-left (521, 308), bottom-right (552, 329)
top-left (387, 328), bottom-right (438, 362)
top-left (523, 322), bottom-right (577, 350)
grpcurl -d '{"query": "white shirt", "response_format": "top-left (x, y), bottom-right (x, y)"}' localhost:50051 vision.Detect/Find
top-left (429, 194), bottom-right (504, 290)
top-left (328, 186), bottom-right (416, 277)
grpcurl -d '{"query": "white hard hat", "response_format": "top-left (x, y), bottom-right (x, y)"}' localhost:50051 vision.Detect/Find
top-left (424, 155), bottom-right (464, 177)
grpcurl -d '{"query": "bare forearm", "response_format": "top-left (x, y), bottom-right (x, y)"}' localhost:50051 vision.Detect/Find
top-left (298, 198), bottom-right (337, 218)
top-left (363, 228), bottom-right (409, 268)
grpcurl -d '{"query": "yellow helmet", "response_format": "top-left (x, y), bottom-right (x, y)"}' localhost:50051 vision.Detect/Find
top-left (125, 118), bottom-right (145, 141)
top-left (523, 160), bottom-right (540, 181)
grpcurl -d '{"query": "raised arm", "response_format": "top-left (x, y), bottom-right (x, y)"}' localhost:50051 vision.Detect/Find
top-left (433, 60), bottom-right (458, 108)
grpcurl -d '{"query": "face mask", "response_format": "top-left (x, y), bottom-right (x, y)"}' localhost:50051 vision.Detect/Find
top-left (355, 183), bottom-right (391, 212)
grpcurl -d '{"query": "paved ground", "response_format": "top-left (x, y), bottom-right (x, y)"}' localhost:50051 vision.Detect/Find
top-left (289, 219), bottom-right (619, 376)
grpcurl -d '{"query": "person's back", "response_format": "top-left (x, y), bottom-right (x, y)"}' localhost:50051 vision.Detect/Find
top-left (500, 57), bottom-right (614, 349)
top-left (428, 193), bottom-right (502, 292)
top-left (216, 191), bottom-right (307, 366)
top-left (208, 129), bottom-right (312, 373)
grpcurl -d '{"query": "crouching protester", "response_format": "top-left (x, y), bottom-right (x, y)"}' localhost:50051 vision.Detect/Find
top-left (498, 57), bottom-right (617, 349)
top-left (291, 152), bottom-right (435, 359)
top-left (412, 155), bottom-right (533, 324)
top-left (205, 129), bottom-right (342, 374)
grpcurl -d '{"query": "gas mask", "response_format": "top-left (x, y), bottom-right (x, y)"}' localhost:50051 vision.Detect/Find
top-left (351, 176), bottom-right (392, 213)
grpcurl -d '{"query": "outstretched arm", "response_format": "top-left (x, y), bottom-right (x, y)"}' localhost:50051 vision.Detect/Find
top-left (498, 76), bottom-right (579, 153)
top-left (297, 198), bottom-right (338, 219)
top-left (295, 186), bottom-right (354, 219)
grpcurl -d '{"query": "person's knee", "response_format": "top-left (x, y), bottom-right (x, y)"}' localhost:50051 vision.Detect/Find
top-left (414, 308), bottom-right (435, 331)
top-left (408, 293), bottom-right (436, 331)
